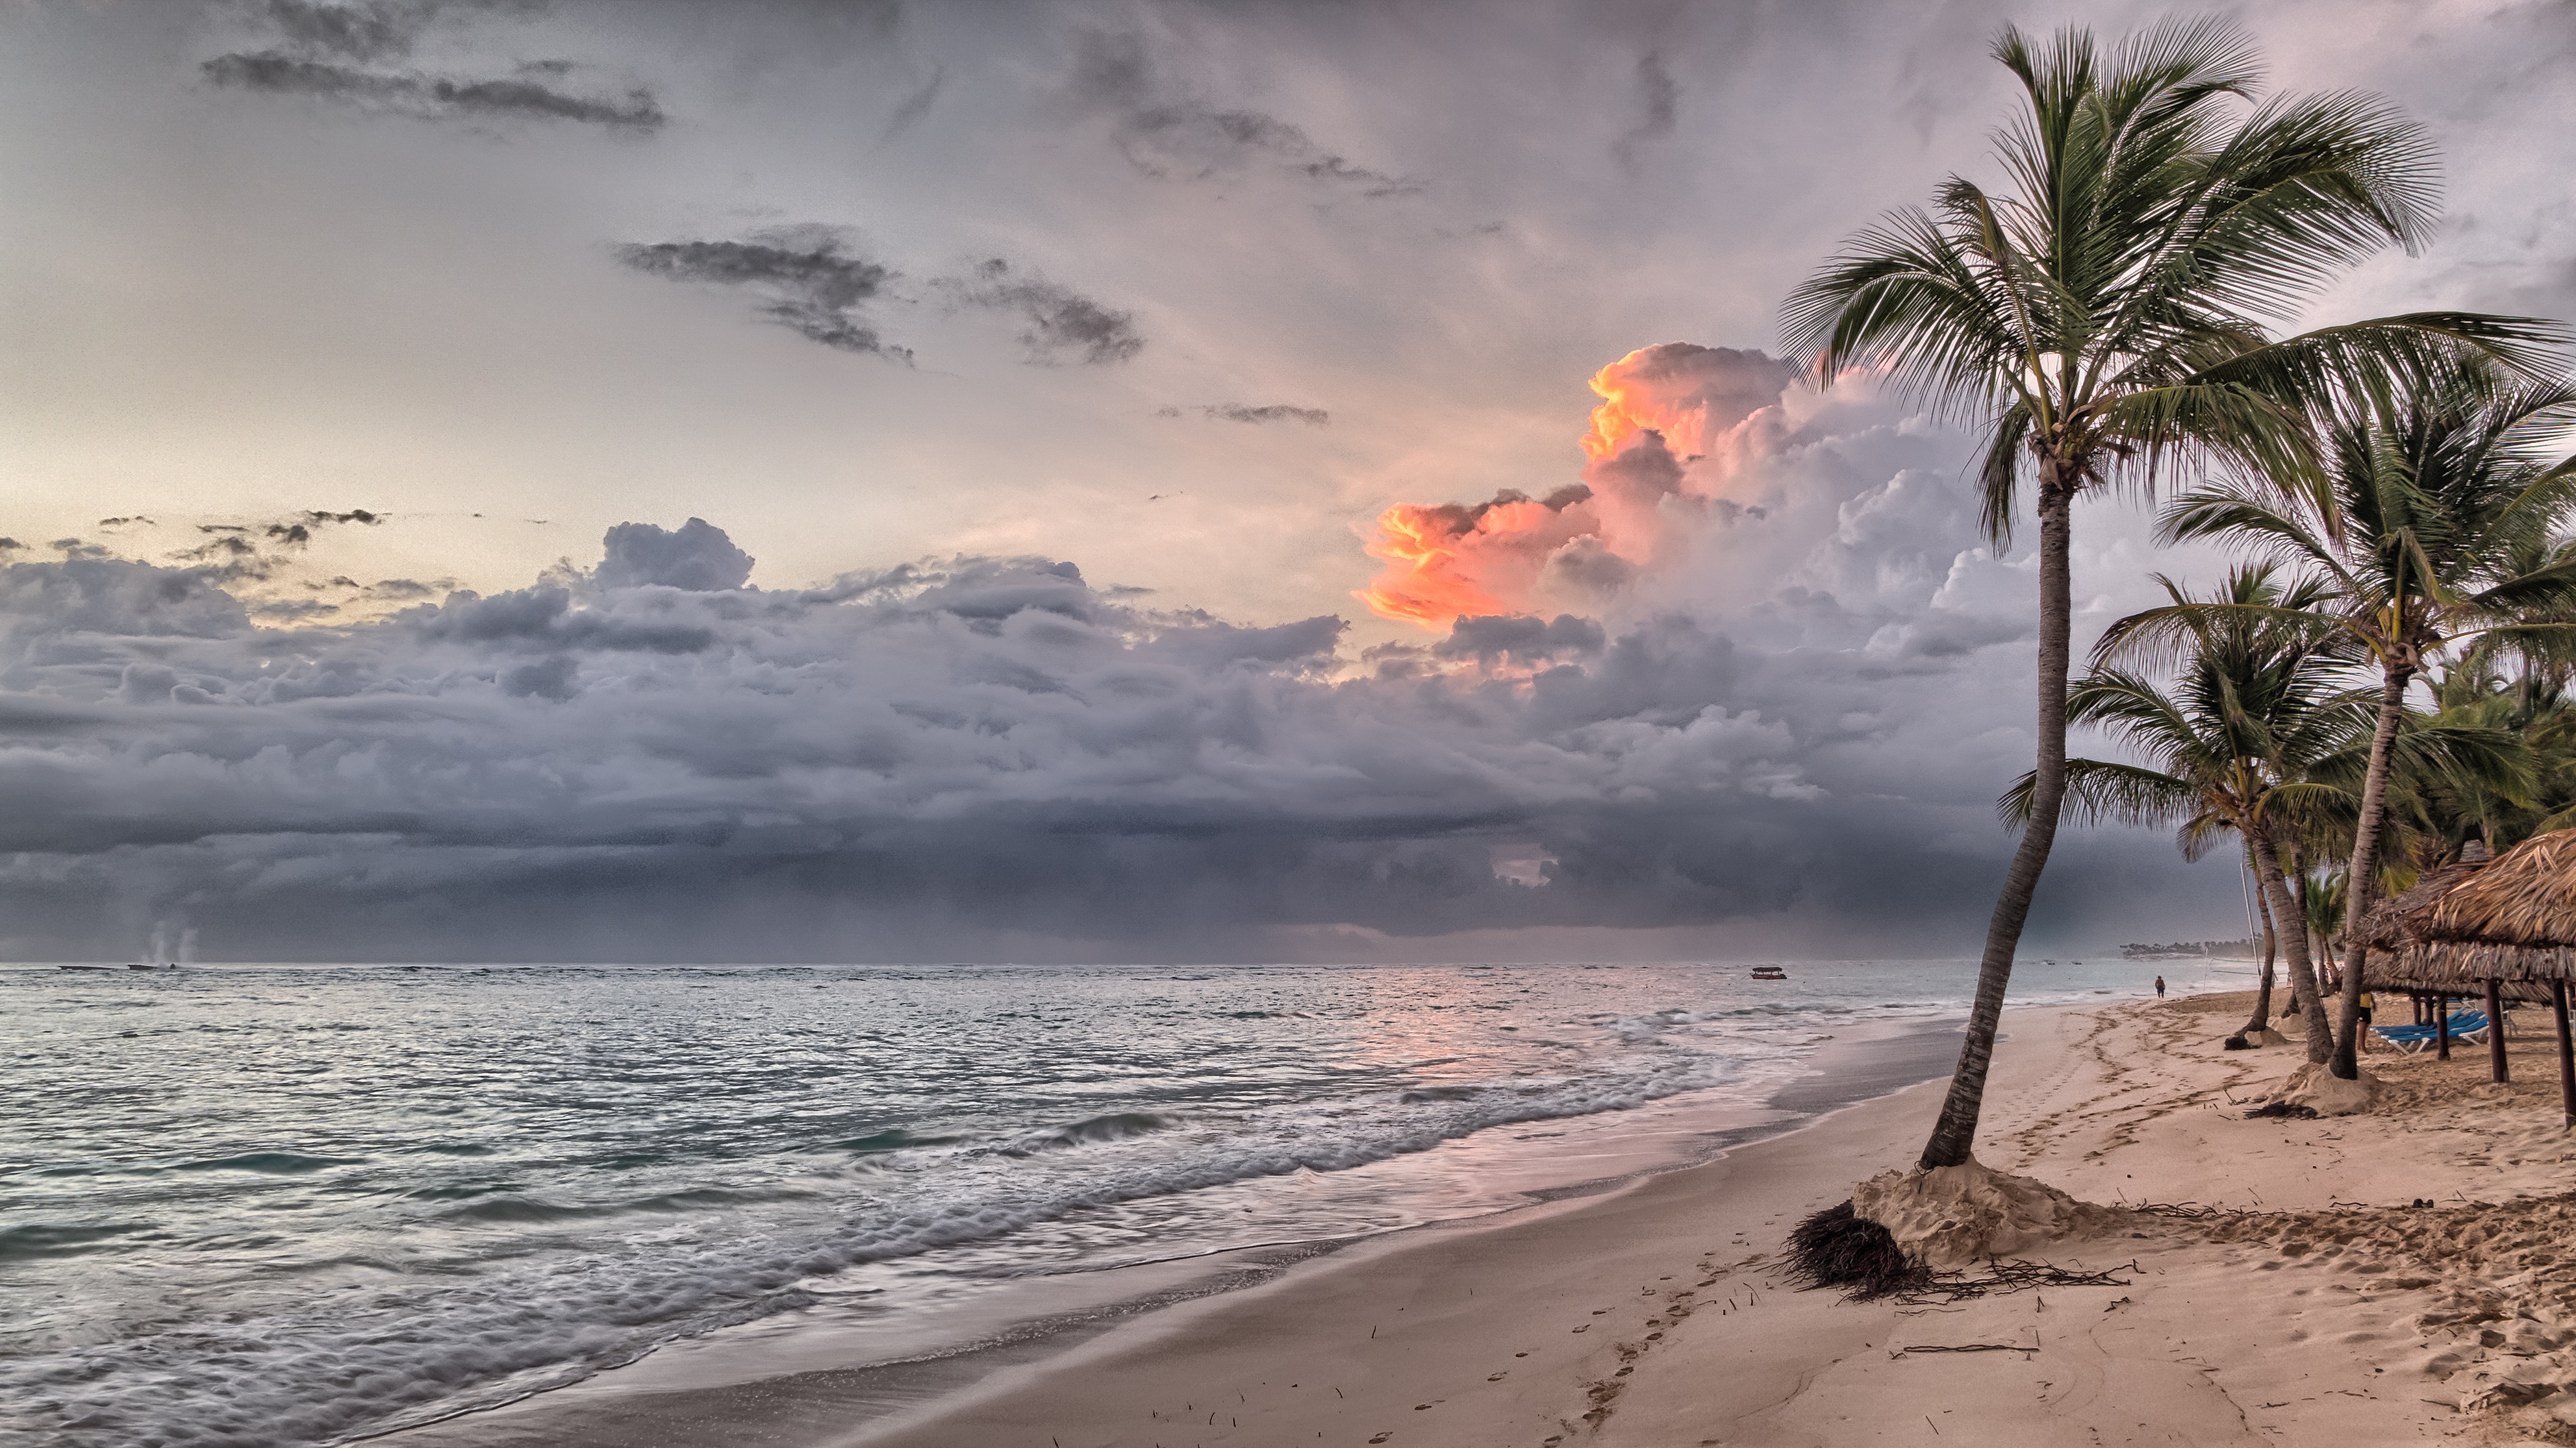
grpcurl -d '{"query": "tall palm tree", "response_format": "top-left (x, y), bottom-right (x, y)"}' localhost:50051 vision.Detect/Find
top-left (2004, 566), bottom-right (2363, 1060)
top-left (1781, 17), bottom-right (2554, 1168)
top-left (2161, 367), bottom-right (2576, 1077)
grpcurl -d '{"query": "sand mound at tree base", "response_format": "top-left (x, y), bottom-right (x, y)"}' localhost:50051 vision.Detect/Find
top-left (1850, 1156), bottom-right (2119, 1269)
top-left (2267, 1062), bottom-right (2378, 1116)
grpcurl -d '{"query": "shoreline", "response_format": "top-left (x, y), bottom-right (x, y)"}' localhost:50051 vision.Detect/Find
top-left (841, 993), bottom-right (2576, 1447)
top-left (374, 1014), bottom-right (1980, 1447)
top-left (383, 988), bottom-right (2576, 1447)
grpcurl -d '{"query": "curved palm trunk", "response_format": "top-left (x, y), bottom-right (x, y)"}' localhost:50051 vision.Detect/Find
top-left (1918, 481), bottom-right (2072, 1171)
top-left (2243, 843), bottom-right (2278, 1036)
top-left (2332, 662), bottom-right (2413, 1079)
top-left (2249, 830), bottom-right (2334, 1058)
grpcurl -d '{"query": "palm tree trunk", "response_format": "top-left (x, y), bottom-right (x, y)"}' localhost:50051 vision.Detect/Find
top-left (2243, 842), bottom-right (2278, 1036)
top-left (2249, 830), bottom-right (2334, 1058)
top-left (1917, 477), bottom-right (2072, 1171)
top-left (2332, 661), bottom-right (2413, 1079)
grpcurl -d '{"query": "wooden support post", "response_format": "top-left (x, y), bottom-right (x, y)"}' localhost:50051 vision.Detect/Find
top-left (2438, 993), bottom-right (2453, 1060)
top-left (2555, 980), bottom-right (2575, 1132)
top-left (2487, 979), bottom-right (2509, 1084)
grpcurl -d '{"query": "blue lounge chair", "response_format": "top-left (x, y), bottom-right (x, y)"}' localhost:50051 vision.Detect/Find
top-left (2373, 1010), bottom-right (2489, 1053)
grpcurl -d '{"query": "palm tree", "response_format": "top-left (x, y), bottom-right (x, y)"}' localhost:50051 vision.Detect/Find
top-left (2161, 366), bottom-right (2576, 1077)
top-left (2004, 566), bottom-right (2363, 1060)
top-left (1780, 16), bottom-right (2554, 1168)
top-left (2408, 641), bottom-right (2576, 855)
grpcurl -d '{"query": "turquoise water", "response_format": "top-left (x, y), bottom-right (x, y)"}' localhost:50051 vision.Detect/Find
top-left (0, 956), bottom-right (2235, 1446)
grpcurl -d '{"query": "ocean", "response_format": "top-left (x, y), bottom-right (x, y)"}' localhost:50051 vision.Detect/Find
top-left (1, 955), bottom-right (2249, 1447)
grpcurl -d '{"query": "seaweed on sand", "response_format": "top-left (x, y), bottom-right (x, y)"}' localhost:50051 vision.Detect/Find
top-left (1786, 1200), bottom-right (2146, 1304)
top-left (1782, 1199), bottom-right (1933, 1299)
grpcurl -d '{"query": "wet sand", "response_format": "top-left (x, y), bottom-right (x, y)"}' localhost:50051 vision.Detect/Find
top-left (374, 1019), bottom-right (1970, 1447)
top-left (839, 995), bottom-right (2576, 1447)
top-left (382, 995), bottom-right (2576, 1447)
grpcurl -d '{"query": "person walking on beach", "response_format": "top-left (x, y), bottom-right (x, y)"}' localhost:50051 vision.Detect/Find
top-left (2154, 975), bottom-right (2166, 999)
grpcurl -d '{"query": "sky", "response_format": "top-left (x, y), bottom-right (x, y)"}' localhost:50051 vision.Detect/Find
top-left (1, 0), bottom-right (2571, 963)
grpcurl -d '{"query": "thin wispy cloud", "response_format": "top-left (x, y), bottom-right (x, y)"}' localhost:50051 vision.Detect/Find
top-left (1157, 404), bottom-right (1329, 425)
top-left (616, 233), bottom-right (911, 360)
top-left (937, 258), bottom-right (1144, 366)
top-left (203, 2), bottom-right (666, 131)
top-left (1613, 51), bottom-right (1678, 168)
top-left (1067, 30), bottom-right (1422, 198)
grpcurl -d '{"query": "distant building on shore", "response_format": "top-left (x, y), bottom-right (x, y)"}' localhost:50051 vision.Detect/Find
top-left (2119, 939), bottom-right (2260, 960)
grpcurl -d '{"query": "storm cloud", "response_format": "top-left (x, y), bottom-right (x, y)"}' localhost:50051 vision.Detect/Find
top-left (0, 372), bottom-right (2201, 964)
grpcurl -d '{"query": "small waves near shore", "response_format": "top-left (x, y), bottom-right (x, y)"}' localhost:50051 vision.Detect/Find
top-left (0, 956), bottom-right (2239, 1447)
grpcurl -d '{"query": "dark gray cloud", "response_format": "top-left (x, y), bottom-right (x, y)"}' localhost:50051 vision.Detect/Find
top-left (1067, 29), bottom-right (1422, 198)
top-left (597, 517), bottom-right (755, 591)
top-left (616, 234), bottom-right (911, 360)
top-left (166, 508), bottom-right (385, 584)
top-left (202, 51), bottom-right (666, 130)
top-left (1433, 612), bottom-right (1606, 666)
top-left (0, 468), bottom-right (2222, 962)
top-left (939, 258), bottom-right (1143, 366)
top-left (203, 0), bottom-right (664, 131)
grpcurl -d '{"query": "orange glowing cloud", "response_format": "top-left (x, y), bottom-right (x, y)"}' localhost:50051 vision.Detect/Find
top-left (1582, 343), bottom-right (1800, 462)
top-left (1359, 487), bottom-right (1596, 627)
top-left (1360, 343), bottom-right (1798, 630)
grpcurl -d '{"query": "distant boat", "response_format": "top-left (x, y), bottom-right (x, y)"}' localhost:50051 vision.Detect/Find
top-left (1750, 966), bottom-right (1788, 980)
top-left (58, 964), bottom-right (112, 972)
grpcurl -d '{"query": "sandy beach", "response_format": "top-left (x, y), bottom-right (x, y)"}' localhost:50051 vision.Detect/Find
top-left (378, 993), bottom-right (2576, 1447)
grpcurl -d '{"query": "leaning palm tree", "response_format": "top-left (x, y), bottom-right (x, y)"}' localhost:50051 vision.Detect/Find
top-left (1780, 16), bottom-right (2557, 1170)
top-left (2160, 364), bottom-right (2576, 1077)
top-left (2004, 566), bottom-right (2364, 1060)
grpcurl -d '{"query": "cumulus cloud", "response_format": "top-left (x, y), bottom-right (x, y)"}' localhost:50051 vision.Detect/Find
top-left (937, 258), bottom-right (1143, 366)
top-left (0, 477), bottom-right (2091, 958)
top-left (596, 517), bottom-right (755, 591)
top-left (1358, 343), bottom-right (1813, 627)
top-left (617, 232), bottom-right (911, 361)
top-left (0, 449), bottom-right (2203, 964)
top-left (1067, 29), bottom-right (1421, 197)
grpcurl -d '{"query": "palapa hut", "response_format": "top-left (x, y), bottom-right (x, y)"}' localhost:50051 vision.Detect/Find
top-left (2351, 831), bottom-right (2576, 1125)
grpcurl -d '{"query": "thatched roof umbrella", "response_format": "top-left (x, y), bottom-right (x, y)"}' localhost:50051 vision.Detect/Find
top-left (2352, 845), bottom-right (2558, 1002)
top-left (2348, 845), bottom-right (2505, 1069)
top-left (2350, 850), bottom-right (2490, 957)
top-left (2362, 831), bottom-right (2576, 1123)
